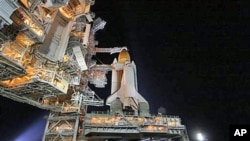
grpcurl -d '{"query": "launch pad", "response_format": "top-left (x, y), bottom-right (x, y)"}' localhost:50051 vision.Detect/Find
top-left (0, 0), bottom-right (189, 140)
top-left (83, 111), bottom-right (189, 140)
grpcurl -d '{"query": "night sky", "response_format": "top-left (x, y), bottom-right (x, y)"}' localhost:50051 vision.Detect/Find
top-left (1, 0), bottom-right (250, 141)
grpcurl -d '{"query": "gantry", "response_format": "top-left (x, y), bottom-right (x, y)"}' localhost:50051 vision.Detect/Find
top-left (0, 1), bottom-right (189, 140)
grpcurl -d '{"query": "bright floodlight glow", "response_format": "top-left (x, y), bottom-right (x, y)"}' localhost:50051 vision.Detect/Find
top-left (197, 132), bottom-right (204, 141)
top-left (14, 117), bottom-right (47, 141)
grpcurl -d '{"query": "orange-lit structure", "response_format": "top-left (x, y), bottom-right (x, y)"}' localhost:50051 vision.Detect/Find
top-left (0, 0), bottom-right (189, 140)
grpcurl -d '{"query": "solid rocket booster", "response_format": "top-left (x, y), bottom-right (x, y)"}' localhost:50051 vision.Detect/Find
top-left (106, 49), bottom-right (149, 115)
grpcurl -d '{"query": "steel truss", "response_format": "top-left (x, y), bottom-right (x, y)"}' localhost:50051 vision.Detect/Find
top-left (42, 112), bottom-right (81, 141)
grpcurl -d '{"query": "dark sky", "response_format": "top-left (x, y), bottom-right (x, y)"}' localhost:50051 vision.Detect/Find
top-left (1, 0), bottom-right (250, 141)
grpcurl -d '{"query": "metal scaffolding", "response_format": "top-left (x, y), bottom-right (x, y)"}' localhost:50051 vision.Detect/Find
top-left (0, 1), bottom-right (190, 141)
top-left (42, 112), bottom-right (81, 141)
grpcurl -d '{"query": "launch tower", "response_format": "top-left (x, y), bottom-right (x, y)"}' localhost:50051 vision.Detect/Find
top-left (0, 0), bottom-right (189, 140)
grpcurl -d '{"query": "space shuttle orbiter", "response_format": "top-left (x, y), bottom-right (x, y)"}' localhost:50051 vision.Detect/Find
top-left (106, 49), bottom-right (149, 116)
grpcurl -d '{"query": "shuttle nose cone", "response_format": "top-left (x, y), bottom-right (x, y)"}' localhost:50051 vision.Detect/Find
top-left (118, 49), bottom-right (131, 64)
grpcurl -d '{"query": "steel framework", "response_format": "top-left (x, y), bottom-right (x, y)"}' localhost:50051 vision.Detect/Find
top-left (0, 0), bottom-right (190, 141)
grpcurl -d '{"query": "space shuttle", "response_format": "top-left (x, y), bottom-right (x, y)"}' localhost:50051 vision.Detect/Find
top-left (106, 49), bottom-right (149, 116)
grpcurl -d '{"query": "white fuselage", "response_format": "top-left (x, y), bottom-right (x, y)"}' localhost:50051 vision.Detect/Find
top-left (107, 60), bottom-right (148, 111)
